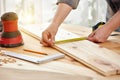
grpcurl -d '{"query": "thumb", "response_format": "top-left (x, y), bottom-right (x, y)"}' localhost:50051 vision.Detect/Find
top-left (88, 31), bottom-right (96, 38)
top-left (87, 32), bottom-right (96, 42)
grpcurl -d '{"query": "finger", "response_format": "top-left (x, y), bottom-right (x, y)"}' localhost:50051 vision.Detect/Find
top-left (42, 32), bottom-right (52, 45)
top-left (88, 36), bottom-right (103, 43)
top-left (40, 39), bottom-right (50, 47)
top-left (88, 31), bottom-right (96, 38)
top-left (88, 37), bottom-right (97, 42)
top-left (51, 34), bottom-right (55, 43)
top-left (47, 35), bottom-right (55, 46)
top-left (87, 32), bottom-right (98, 42)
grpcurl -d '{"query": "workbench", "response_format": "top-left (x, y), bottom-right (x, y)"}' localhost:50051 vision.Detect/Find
top-left (0, 24), bottom-right (120, 80)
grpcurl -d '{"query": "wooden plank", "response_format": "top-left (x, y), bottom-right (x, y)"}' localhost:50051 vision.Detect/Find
top-left (0, 67), bottom-right (92, 80)
top-left (19, 24), bottom-right (120, 76)
top-left (53, 40), bottom-right (120, 76)
top-left (19, 24), bottom-right (80, 41)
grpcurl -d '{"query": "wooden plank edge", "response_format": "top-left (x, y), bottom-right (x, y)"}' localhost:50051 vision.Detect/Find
top-left (19, 26), bottom-right (40, 40)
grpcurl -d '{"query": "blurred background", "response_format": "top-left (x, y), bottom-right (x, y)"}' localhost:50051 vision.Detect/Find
top-left (0, 0), bottom-right (107, 27)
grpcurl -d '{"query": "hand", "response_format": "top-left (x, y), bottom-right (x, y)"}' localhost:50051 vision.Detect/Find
top-left (87, 25), bottom-right (112, 43)
top-left (88, 10), bottom-right (120, 42)
top-left (40, 24), bottom-right (58, 46)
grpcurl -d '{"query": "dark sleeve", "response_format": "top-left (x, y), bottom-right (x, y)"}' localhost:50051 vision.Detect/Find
top-left (106, 0), bottom-right (120, 13)
top-left (57, 0), bottom-right (80, 9)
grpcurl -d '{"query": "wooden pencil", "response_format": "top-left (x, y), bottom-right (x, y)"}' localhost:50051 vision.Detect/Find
top-left (23, 48), bottom-right (48, 55)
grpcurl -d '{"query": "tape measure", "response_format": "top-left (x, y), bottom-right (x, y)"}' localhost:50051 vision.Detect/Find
top-left (92, 22), bottom-right (105, 31)
top-left (55, 22), bottom-right (105, 44)
top-left (55, 37), bottom-right (87, 44)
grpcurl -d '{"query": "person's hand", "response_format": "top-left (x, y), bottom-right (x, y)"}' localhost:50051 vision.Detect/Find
top-left (87, 25), bottom-right (112, 43)
top-left (88, 11), bottom-right (120, 42)
top-left (40, 24), bottom-right (58, 46)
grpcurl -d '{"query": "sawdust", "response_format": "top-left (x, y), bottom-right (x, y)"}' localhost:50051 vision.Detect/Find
top-left (0, 48), bottom-right (16, 65)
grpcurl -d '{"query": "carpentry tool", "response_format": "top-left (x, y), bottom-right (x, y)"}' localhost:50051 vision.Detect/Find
top-left (55, 22), bottom-right (106, 44)
top-left (92, 22), bottom-right (105, 31)
top-left (23, 48), bottom-right (48, 55)
top-left (0, 12), bottom-right (24, 47)
top-left (1, 50), bottom-right (65, 64)
top-left (0, 21), bottom-right (2, 32)
top-left (55, 37), bottom-right (87, 44)
top-left (92, 22), bottom-right (120, 36)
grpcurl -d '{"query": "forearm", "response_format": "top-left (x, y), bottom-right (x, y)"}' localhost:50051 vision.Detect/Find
top-left (51, 3), bottom-right (72, 28)
top-left (105, 10), bottom-right (120, 32)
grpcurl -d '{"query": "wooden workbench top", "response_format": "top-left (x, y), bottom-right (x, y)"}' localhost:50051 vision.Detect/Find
top-left (0, 24), bottom-right (120, 80)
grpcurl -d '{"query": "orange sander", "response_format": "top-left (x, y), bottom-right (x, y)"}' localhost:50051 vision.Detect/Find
top-left (0, 12), bottom-right (24, 47)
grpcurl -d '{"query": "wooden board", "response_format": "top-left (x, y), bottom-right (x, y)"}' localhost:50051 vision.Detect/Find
top-left (0, 67), bottom-right (92, 80)
top-left (19, 24), bottom-right (81, 41)
top-left (20, 24), bottom-right (120, 76)
top-left (54, 40), bottom-right (120, 76)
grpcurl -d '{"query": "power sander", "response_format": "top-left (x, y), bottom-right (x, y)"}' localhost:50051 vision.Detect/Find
top-left (0, 12), bottom-right (24, 47)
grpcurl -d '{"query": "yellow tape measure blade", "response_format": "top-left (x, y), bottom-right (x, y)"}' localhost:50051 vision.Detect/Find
top-left (55, 37), bottom-right (87, 44)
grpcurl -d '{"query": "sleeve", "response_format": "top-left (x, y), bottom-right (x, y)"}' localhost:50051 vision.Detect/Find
top-left (117, 0), bottom-right (120, 10)
top-left (57, 0), bottom-right (80, 9)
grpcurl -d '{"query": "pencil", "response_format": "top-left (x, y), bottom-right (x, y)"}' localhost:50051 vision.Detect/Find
top-left (23, 48), bottom-right (48, 55)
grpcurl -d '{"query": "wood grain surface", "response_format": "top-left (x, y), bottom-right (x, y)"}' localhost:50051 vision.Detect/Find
top-left (0, 67), bottom-right (92, 80)
top-left (1, 24), bottom-right (119, 80)
top-left (20, 24), bottom-right (120, 76)
top-left (54, 40), bottom-right (120, 76)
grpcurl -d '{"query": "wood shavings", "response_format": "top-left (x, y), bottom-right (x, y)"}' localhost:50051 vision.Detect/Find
top-left (1, 58), bottom-right (16, 64)
top-left (0, 49), bottom-right (16, 66)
